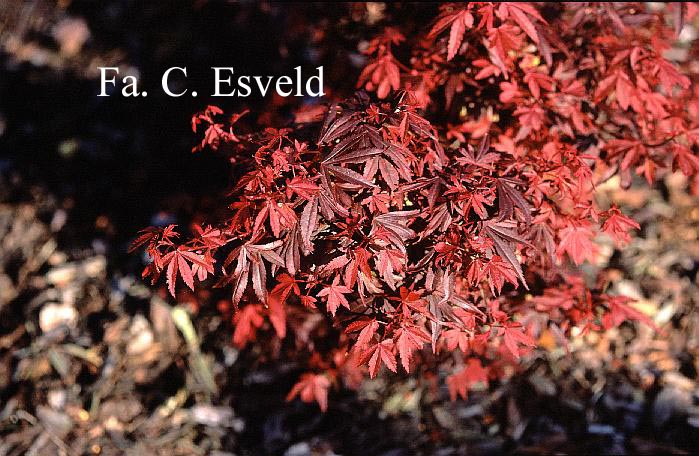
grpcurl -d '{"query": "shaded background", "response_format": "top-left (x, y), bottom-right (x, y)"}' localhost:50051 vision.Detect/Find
top-left (0, 1), bottom-right (370, 249)
top-left (2, 2), bottom-right (699, 455)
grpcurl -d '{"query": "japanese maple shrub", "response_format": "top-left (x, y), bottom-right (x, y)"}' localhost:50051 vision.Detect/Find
top-left (131, 3), bottom-right (699, 410)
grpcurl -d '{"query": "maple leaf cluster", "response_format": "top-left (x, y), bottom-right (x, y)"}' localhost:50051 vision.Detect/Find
top-left (132, 3), bottom-right (699, 411)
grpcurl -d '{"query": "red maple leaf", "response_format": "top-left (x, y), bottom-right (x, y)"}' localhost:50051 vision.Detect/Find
top-left (483, 255), bottom-right (519, 295)
top-left (376, 248), bottom-right (406, 290)
top-left (499, 323), bottom-right (537, 359)
top-left (395, 325), bottom-right (431, 372)
top-left (287, 176), bottom-right (320, 200)
top-left (557, 224), bottom-right (597, 265)
top-left (346, 318), bottom-right (379, 349)
top-left (497, 3), bottom-right (546, 44)
top-left (232, 304), bottom-right (264, 348)
top-left (317, 276), bottom-right (352, 316)
top-left (358, 55), bottom-right (401, 99)
top-left (162, 248), bottom-right (214, 297)
top-left (672, 144), bottom-right (699, 176)
top-left (286, 373), bottom-right (331, 411)
top-left (429, 7), bottom-right (474, 61)
top-left (514, 103), bottom-right (546, 132)
top-left (446, 358), bottom-right (488, 400)
top-left (360, 339), bottom-right (397, 378)
top-left (443, 329), bottom-right (471, 353)
top-left (488, 24), bottom-right (523, 66)
top-left (523, 71), bottom-right (555, 99)
top-left (603, 296), bottom-right (658, 331)
top-left (602, 206), bottom-right (640, 247)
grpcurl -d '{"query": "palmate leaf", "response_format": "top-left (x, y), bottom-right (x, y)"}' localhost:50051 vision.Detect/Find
top-left (371, 210), bottom-right (419, 254)
top-left (230, 252), bottom-right (249, 310)
top-left (427, 294), bottom-right (442, 352)
top-left (318, 106), bottom-right (356, 145)
top-left (457, 136), bottom-right (499, 171)
top-left (358, 55), bottom-right (401, 99)
top-left (376, 248), bottom-right (406, 290)
top-left (377, 157), bottom-right (400, 189)
top-left (166, 251), bottom-right (193, 296)
top-left (483, 255), bottom-right (519, 295)
top-left (346, 318), bottom-right (379, 350)
top-left (270, 273), bottom-right (300, 305)
top-left (481, 219), bottom-right (530, 290)
top-left (488, 24), bottom-right (524, 69)
top-left (220, 240), bottom-right (285, 308)
top-left (323, 123), bottom-right (382, 162)
top-left (529, 223), bottom-right (557, 266)
top-left (323, 146), bottom-right (383, 166)
top-left (500, 323), bottom-right (537, 359)
top-left (280, 225), bottom-right (302, 275)
top-left (318, 187), bottom-right (350, 220)
top-left (383, 145), bottom-right (413, 181)
top-left (361, 149), bottom-right (413, 191)
top-left (322, 164), bottom-right (377, 188)
top-left (395, 324), bottom-right (430, 372)
top-left (299, 197), bottom-right (319, 254)
top-left (286, 373), bottom-right (331, 412)
top-left (373, 210), bottom-right (419, 239)
top-left (318, 276), bottom-right (352, 316)
top-left (446, 358), bottom-right (488, 400)
top-left (603, 296), bottom-right (658, 331)
top-left (343, 247), bottom-right (373, 290)
top-left (232, 304), bottom-right (264, 348)
top-left (601, 206), bottom-right (640, 247)
top-left (318, 98), bottom-right (420, 206)
top-left (359, 339), bottom-right (397, 378)
top-left (322, 133), bottom-right (412, 195)
top-left (324, 133), bottom-right (363, 162)
top-left (423, 267), bottom-right (484, 354)
top-left (498, 2), bottom-right (546, 44)
top-left (556, 224), bottom-right (596, 265)
top-left (429, 6), bottom-right (473, 40)
top-left (447, 10), bottom-right (474, 60)
top-left (128, 226), bottom-right (164, 253)
top-left (437, 267), bottom-right (484, 317)
top-left (250, 251), bottom-right (267, 303)
top-left (316, 254), bottom-right (351, 278)
top-left (162, 248), bottom-right (215, 297)
top-left (495, 178), bottom-right (532, 225)
top-left (322, 120), bottom-right (381, 156)
top-left (287, 176), bottom-right (320, 200)
top-left (402, 176), bottom-right (443, 210)
top-left (443, 328), bottom-right (471, 352)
